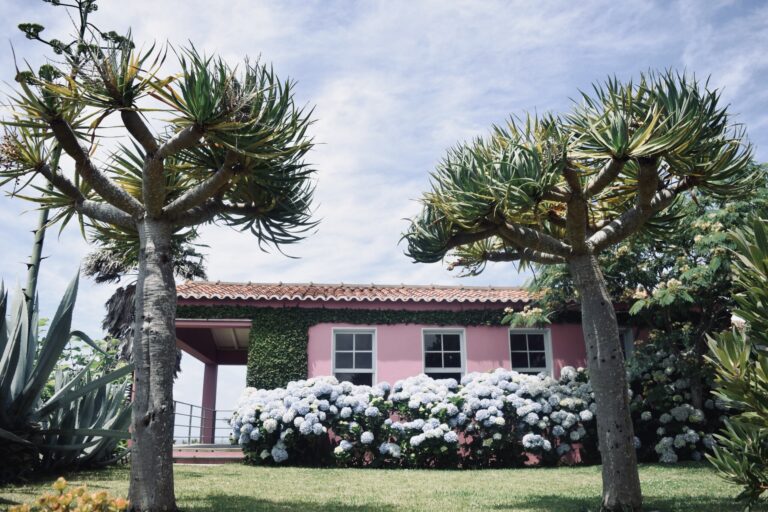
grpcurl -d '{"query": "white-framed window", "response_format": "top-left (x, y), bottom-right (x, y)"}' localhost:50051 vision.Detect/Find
top-left (332, 329), bottom-right (375, 385)
top-left (509, 329), bottom-right (552, 375)
top-left (422, 329), bottom-right (465, 381)
top-left (619, 327), bottom-right (635, 359)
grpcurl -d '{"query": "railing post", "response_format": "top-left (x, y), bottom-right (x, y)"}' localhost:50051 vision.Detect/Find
top-left (188, 403), bottom-right (193, 445)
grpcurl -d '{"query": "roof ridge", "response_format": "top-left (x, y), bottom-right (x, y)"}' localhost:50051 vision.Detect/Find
top-left (176, 280), bottom-right (527, 291)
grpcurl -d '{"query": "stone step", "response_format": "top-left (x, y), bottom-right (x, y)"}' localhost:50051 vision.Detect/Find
top-left (173, 448), bottom-right (244, 464)
top-left (173, 444), bottom-right (240, 453)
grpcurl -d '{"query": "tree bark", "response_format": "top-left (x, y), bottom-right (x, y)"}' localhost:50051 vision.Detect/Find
top-left (129, 218), bottom-right (178, 511)
top-left (569, 253), bottom-right (642, 512)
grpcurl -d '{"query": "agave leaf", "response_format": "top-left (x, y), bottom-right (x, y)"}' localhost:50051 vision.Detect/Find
top-left (69, 330), bottom-right (107, 355)
top-left (37, 363), bottom-right (133, 417)
top-left (0, 427), bottom-right (34, 445)
top-left (0, 290), bottom-right (28, 409)
top-left (11, 274), bottom-right (78, 416)
top-left (38, 428), bottom-right (130, 439)
top-left (0, 284), bottom-right (8, 357)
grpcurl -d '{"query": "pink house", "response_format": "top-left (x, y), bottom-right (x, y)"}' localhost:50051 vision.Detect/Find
top-left (175, 281), bottom-right (637, 442)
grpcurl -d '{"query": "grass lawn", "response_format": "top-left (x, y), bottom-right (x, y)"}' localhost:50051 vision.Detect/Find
top-left (0, 462), bottom-right (756, 512)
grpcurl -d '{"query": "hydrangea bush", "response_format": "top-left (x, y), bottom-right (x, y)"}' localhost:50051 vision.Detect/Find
top-left (627, 329), bottom-right (726, 464)
top-left (230, 367), bottom-right (597, 468)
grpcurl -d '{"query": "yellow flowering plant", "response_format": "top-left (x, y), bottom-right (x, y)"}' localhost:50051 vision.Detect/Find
top-left (9, 477), bottom-right (129, 512)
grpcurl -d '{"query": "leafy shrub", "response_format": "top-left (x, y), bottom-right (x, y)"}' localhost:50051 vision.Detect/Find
top-left (9, 477), bottom-right (129, 512)
top-left (627, 327), bottom-right (726, 463)
top-left (230, 368), bottom-right (597, 468)
top-left (706, 219), bottom-right (768, 510)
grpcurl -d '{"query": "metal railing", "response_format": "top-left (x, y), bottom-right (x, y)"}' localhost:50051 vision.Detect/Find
top-left (173, 400), bottom-right (233, 445)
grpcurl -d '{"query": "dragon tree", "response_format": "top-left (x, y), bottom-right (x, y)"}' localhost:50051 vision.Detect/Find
top-left (1, 10), bottom-right (316, 510)
top-left (403, 72), bottom-right (754, 511)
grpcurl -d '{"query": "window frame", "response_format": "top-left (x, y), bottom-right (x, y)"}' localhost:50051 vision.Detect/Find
top-left (619, 327), bottom-right (635, 359)
top-left (508, 328), bottom-right (553, 376)
top-left (421, 328), bottom-right (467, 379)
top-left (332, 327), bottom-right (377, 385)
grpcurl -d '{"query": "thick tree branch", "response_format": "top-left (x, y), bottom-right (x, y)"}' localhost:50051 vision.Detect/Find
top-left (584, 158), bottom-right (626, 198)
top-left (498, 222), bottom-right (572, 257)
top-left (588, 179), bottom-right (695, 252)
top-left (143, 125), bottom-right (205, 216)
top-left (563, 166), bottom-right (590, 253)
top-left (162, 152), bottom-right (239, 217)
top-left (49, 118), bottom-right (144, 215)
top-left (37, 164), bottom-right (134, 229)
top-left (541, 186), bottom-right (570, 202)
top-left (636, 157), bottom-right (659, 207)
top-left (121, 110), bottom-right (159, 154)
top-left (76, 200), bottom-right (135, 228)
top-left (170, 199), bottom-right (225, 227)
top-left (155, 125), bottom-right (204, 160)
top-left (484, 248), bottom-right (565, 264)
top-left (563, 166), bottom-right (583, 196)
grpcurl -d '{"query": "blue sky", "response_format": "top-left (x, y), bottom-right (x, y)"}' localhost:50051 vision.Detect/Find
top-left (1, 0), bottom-right (767, 411)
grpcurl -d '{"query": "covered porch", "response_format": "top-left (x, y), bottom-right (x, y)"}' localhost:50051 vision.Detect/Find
top-left (174, 318), bottom-right (252, 445)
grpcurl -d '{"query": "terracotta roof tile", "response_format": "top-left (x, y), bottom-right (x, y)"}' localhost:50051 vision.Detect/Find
top-left (177, 281), bottom-right (531, 304)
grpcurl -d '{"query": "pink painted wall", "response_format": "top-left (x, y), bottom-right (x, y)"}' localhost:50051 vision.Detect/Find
top-left (308, 322), bottom-right (589, 382)
top-left (550, 323), bottom-right (587, 375)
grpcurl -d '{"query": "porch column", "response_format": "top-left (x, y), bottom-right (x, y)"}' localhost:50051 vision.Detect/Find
top-left (201, 363), bottom-right (218, 444)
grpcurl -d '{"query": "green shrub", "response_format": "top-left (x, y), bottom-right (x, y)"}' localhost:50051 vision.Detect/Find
top-left (627, 326), bottom-right (726, 463)
top-left (707, 219), bottom-right (768, 510)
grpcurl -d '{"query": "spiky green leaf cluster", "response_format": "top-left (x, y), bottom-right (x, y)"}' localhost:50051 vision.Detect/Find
top-left (404, 71), bottom-right (755, 269)
top-left (706, 218), bottom-right (768, 510)
top-left (2, 35), bottom-right (316, 251)
top-left (0, 274), bottom-right (131, 482)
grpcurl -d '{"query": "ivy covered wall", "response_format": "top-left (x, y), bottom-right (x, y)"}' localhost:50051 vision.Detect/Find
top-left (176, 305), bottom-right (507, 389)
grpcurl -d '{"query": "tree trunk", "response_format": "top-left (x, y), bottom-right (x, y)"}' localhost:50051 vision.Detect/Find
top-left (569, 254), bottom-right (643, 512)
top-left (129, 218), bottom-right (178, 511)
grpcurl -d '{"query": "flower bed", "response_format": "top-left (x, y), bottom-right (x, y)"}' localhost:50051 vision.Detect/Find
top-left (230, 367), bottom-right (599, 468)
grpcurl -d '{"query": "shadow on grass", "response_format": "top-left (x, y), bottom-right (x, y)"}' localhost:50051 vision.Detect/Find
top-left (180, 494), bottom-right (399, 512)
top-left (491, 495), bottom-right (745, 512)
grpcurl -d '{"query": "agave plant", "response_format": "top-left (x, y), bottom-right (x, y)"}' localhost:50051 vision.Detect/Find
top-left (707, 218), bottom-right (768, 510)
top-left (0, 274), bottom-right (132, 482)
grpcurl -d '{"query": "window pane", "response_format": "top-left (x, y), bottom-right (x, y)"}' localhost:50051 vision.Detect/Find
top-left (442, 334), bottom-right (460, 351)
top-left (335, 352), bottom-right (353, 369)
top-left (426, 372), bottom-right (462, 381)
top-left (529, 351), bottom-right (546, 368)
top-left (511, 352), bottom-right (529, 368)
top-left (336, 333), bottom-right (354, 351)
top-left (355, 333), bottom-right (373, 351)
top-left (424, 352), bottom-right (442, 368)
top-left (444, 352), bottom-right (461, 368)
top-left (424, 333), bottom-right (441, 351)
top-left (528, 334), bottom-right (545, 351)
top-left (335, 372), bottom-right (372, 386)
top-left (355, 352), bottom-right (372, 369)
top-left (510, 334), bottom-right (527, 351)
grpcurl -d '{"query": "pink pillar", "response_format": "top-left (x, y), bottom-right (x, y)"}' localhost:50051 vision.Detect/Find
top-left (201, 363), bottom-right (218, 444)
